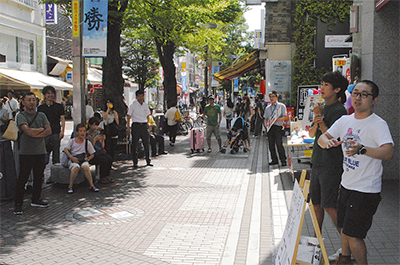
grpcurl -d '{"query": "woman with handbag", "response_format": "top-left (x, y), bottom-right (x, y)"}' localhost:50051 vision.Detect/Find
top-left (102, 99), bottom-right (119, 162)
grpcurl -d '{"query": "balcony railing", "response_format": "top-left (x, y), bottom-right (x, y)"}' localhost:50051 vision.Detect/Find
top-left (10, 0), bottom-right (38, 9)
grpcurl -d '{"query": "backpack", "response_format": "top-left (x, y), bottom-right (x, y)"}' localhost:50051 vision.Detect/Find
top-left (174, 109), bottom-right (182, 122)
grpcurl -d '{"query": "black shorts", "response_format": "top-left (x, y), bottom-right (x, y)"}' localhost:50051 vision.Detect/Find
top-left (309, 166), bottom-right (342, 208)
top-left (337, 186), bottom-right (381, 239)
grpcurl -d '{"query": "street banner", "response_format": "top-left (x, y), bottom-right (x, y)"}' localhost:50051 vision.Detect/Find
top-left (45, 3), bottom-right (57, 24)
top-left (72, 1), bottom-right (79, 37)
top-left (181, 72), bottom-right (187, 93)
top-left (211, 66), bottom-right (220, 87)
top-left (83, 0), bottom-right (108, 57)
top-left (233, 78), bottom-right (239, 93)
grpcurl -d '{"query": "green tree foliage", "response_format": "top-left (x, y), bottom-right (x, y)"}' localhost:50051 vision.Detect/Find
top-left (292, 0), bottom-right (352, 105)
top-left (125, 0), bottom-right (244, 108)
top-left (121, 31), bottom-right (160, 91)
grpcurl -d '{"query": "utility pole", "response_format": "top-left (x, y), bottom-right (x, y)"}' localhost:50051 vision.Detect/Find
top-left (72, 0), bottom-right (86, 133)
top-left (204, 46), bottom-right (209, 97)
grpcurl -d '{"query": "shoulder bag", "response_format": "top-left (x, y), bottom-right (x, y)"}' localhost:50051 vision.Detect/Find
top-left (3, 112), bottom-right (38, 141)
top-left (62, 139), bottom-right (89, 167)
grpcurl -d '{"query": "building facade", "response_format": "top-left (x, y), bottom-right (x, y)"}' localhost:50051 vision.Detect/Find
top-left (0, 0), bottom-right (46, 73)
top-left (351, 0), bottom-right (399, 178)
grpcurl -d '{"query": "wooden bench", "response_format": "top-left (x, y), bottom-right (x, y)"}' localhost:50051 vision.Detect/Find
top-left (49, 164), bottom-right (98, 185)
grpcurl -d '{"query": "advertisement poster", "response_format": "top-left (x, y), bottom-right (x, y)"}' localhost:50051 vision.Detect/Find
top-left (268, 60), bottom-right (291, 102)
top-left (275, 181), bottom-right (305, 265)
top-left (297, 85), bottom-right (319, 121)
top-left (284, 107), bottom-right (295, 129)
top-left (302, 94), bottom-right (324, 131)
top-left (83, 0), bottom-right (108, 57)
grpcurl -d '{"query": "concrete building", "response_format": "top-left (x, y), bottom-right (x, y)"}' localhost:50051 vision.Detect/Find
top-left (351, 0), bottom-right (399, 178)
top-left (0, 0), bottom-right (72, 98)
top-left (246, 0), bottom-right (399, 179)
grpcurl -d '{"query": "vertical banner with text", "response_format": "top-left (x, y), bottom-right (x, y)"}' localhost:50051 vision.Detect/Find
top-left (233, 78), bottom-right (239, 93)
top-left (83, 0), bottom-right (108, 57)
top-left (45, 3), bottom-right (57, 24)
top-left (72, 1), bottom-right (79, 37)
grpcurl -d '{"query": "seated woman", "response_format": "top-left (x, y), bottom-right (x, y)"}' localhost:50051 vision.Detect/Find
top-left (63, 123), bottom-right (99, 194)
top-left (86, 117), bottom-right (113, 184)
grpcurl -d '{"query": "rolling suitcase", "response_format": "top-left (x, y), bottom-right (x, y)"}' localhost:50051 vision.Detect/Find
top-left (190, 127), bottom-right (205, 153)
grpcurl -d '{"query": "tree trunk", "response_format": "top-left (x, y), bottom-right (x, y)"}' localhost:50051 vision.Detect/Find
top-left (155, 39), bottom-right (177, 109)
top-left (102, 0), bottom-right (128, 120)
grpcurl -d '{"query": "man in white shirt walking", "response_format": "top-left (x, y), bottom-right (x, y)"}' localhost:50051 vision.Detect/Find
top-left (127, 90), bottom-right (153, 168)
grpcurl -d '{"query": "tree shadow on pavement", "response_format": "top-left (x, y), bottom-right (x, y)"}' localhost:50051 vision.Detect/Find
top-left (0, 156), bottom-right (149, 257)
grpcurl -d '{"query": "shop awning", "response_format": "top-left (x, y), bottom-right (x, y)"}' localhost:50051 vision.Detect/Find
top-left (87, 67), bottom-right (102, 84)
top-left (213, 50), bottom-right (260, 83)
top-left (0, 68), bottom-right (73, 91)
top-left (48, 55), bottom-right (71, 76)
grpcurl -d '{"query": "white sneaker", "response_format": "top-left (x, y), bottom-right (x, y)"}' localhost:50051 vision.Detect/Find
top-left (328, 248), bottom-right (342, 261)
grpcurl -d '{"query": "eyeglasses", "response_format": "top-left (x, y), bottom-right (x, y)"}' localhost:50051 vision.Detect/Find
top-left (351, 91), bottom-right (374, 98)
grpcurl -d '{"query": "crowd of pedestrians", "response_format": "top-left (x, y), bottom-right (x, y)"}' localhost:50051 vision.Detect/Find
top-left (4, 77), bottom-right (395, 265)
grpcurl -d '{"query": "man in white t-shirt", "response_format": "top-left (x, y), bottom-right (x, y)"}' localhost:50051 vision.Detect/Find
top-left (318, 80), bottom-right (394, 265)
top-left (5, 89), bottom-right (19, 120)
top-left (127, 90), bottom-right (152, 168)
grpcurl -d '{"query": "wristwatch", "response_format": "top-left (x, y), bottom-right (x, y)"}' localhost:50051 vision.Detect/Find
top-left (358, 145), bottom-right (367, 155)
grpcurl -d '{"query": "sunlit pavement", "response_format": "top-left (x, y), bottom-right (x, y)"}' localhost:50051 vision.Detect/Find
top-left (1, 118), bottom-right (398, 265)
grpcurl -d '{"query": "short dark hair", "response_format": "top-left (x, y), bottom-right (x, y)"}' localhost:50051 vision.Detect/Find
top-left (257, 93), bottom-right (264, 100)
top-left (88, 117), bottom-right (100, 126)
top-left (321, 71), bottom-right (348, 104)
top-left (7, 89), bottom-right (15, 95)
top-left (358, 80), bottom-right (379, 98)
top-left (269, 91), bottom-right (278, 97)
top-left (42, 86), bottom-right (56, 95)
top-left (136, 90), bottom-right (144, 96)
top-left (94, 112), bottom-right (102, 120)
top-left (22, 91), bottom-right (35, 100)
top-left (75, 123), bottom-right (86, 132)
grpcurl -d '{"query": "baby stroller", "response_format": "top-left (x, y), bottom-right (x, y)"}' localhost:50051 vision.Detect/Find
top-left (226, 116), bottom-right (249, 154)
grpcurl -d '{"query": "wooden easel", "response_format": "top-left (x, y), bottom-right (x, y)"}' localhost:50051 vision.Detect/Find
top-left (293, 170), bottom-right (329, 265)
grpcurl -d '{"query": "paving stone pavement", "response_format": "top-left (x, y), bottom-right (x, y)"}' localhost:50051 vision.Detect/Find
top-left (1, 119), bottom-right (398, 265)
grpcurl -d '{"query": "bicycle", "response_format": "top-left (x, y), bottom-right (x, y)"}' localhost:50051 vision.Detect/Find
top-left (194, 115), bottom-right (207, 127)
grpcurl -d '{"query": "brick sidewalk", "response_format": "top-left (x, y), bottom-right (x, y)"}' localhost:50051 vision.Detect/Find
top-left (1, 120), bottom-right (398, 265)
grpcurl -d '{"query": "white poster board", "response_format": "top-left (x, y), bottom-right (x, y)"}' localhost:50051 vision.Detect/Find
top-left (302, 94), bottom-right (324, 131)
top-left (275, 181), bottom-right (305, 265)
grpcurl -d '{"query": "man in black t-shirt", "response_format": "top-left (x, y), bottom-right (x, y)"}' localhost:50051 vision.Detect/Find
top-left (37, 86), bottom-right (65, 164)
